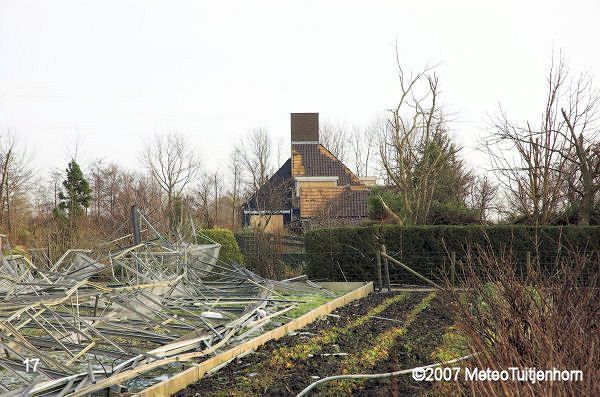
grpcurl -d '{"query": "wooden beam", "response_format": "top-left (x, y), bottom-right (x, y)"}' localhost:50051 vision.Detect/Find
top-left (134, 282), bottom-right (374, 397)
top-left (380, 252), bottom-right (443, 289)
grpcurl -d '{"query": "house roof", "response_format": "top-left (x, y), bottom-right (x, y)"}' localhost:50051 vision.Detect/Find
top-left (243, 143), bottom-right (369, 220)
top-left (330, 186), bottom-right (370, 217)
top-left (300, 185), bottom-right (369, 218)
top-left (291, 143), bottom-right (364, 186)
top-left (242, 158), bottom-right (292, 211)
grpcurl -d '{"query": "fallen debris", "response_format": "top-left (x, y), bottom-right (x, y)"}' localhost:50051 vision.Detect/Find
top-left (0, 209), bottom-right (331, 396)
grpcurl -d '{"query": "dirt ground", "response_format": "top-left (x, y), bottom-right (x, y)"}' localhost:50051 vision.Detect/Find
top-left (176, 291), bottom-right (453, 396)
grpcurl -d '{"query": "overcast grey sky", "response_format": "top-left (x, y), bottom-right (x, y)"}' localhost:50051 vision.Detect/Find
top-left (1, 0), bottom-right (599, 176)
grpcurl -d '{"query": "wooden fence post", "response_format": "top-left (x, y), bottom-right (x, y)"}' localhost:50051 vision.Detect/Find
top-left (450, 251), bottom-right (456, 287)
top-left (381, 245), bottom-right (391, 292)
top-left (380, 252), bottom-right (443, 290)
top-left (375, 249), bottom-right (383, 292)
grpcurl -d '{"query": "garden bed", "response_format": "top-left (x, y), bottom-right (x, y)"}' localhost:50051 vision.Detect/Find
top-left (177, 290), bottom-right (454, 396)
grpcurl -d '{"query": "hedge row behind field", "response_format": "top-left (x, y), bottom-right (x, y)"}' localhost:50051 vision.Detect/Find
top-left (305, 225), bottom-right (600, 284)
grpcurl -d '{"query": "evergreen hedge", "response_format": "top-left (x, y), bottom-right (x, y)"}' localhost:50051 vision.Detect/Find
top-left (305, 225), bottom-right (600, 284)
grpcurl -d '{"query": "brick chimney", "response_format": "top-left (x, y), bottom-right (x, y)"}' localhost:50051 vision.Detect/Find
top-left (291, 113), bottom-right (319, 143)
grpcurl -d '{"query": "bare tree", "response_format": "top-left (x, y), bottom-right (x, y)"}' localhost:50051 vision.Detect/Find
top-left (559, 71), bottom-right (600, 225)
top-left (350, 117), bottom-right (382, 177)
top-left (210, 170), bottom-right (223, 227)
top-left (379, 61), bottom-right (468, 224)
top-left (116, 171), bottom-right (163, 226)
top-left (485, 53), bottom-right (599, 225)
top-left (102, 163), bottom-right (121, 221)
top-left (194, 174), bottom-right (214, 228)
top-left (485, 57), bottom-right (569, 224)
top-left (466, 174), bottom-right (499, 222)
top-left (88, 160), bottom-right (128, 231)
top-left (0, 132), bottom-right (33, 236)
top-left (320, 121), bottom-right (349, 163)
top-left (88, 159), bottom-right (106, 221)
top-left (229, 148), bottom-right (243, 230)
top-left (235, 128), bottom-right (274, 195)
top-left (140, 132), bottom-right (202, 230)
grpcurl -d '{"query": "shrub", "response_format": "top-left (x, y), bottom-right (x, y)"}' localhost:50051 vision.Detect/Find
top-left (446, 248), bottom-right (599, 396)
top-left (198, 228), bottom-right (244, 264)
top-left (235, 230), bottom-right (302, 280)
top-left (2, 245), bottom-right (30, 258)
top-left (305, 225), bottom-right (600, 284)
top-left (367, 187), bottom-right (479, 224)
top-left (16, 228), bottom-right (33, 245)
top-left (305, 226), bottom-right (378, 281)
top-left (367, 187), bottom-right (404, 220)
top-left (428, 201), bottom-right (480, 224)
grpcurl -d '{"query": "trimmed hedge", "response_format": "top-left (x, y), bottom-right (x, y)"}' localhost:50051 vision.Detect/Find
top-left (305, 225), bottom-right (600, 284)
top-left (198, 228), bottom-right (244, 264)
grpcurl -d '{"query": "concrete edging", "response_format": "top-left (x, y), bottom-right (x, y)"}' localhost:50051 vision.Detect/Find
top-left (135, 282), bottom-right (374, 396)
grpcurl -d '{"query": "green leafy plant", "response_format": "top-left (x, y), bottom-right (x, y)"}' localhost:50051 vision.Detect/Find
top-left (198, 228), bottom-right (244, 264)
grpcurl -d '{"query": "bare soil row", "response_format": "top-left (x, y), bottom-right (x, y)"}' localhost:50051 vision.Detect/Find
top-left (176, 291), bottom-right (452, 396)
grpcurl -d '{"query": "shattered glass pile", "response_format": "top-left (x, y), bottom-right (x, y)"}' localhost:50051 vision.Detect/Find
top-left (0, 213), bottom-right (331, 396)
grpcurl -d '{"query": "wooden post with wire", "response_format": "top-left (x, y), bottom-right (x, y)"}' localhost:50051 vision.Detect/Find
top-left (380, 251), bottom-right (442, 290)
top-left (375, 249), bottom-right (383, 292)
top-left (381, 245), bottom-right (391, 292)
top-left (450, 251), bottom-right (456, 287)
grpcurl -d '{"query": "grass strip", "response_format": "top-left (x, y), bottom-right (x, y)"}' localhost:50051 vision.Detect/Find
top-left (326, 292), bottom-right (436, 395)
top-left (203, 293), bottom-right (411, 396)
top-left (269, 292), bottom-right (409, 366)
top-left (283, 294), bottom-right (333, 319)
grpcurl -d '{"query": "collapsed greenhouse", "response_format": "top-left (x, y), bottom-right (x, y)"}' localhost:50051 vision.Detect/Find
top-left (0, 209), bottom-right (331, 396)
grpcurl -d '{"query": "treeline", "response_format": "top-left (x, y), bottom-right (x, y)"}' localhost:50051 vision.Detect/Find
top-left (0, 118), bottom-right (387, 255)
top-left (1, 52), bottom-right (599, 256)
top-left (2, 133), bottom-right (264, 256)
top-left (371, 55), bottom-right (599, 227)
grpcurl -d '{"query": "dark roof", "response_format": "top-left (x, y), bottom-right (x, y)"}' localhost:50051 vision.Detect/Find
top-left (243, 143), bottom-right (369, 220)
top-left (242, 159), bottom-right (292, 211)
top-left (330, 187), bottom-right (369, 217)
top-left (292, 143), bottom-right (363, 186)
top-left (269, 157), bottom-right (292, 181)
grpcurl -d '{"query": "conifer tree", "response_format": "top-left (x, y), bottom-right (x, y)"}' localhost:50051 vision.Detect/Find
top-left (54, 160), bottom-right (92, 219)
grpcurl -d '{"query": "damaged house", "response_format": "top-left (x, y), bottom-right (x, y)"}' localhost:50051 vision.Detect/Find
top-left (242, 113), bottom-right (374, 232)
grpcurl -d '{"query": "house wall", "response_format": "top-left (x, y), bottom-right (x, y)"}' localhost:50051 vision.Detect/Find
top-left (242, 114), bottom-right (371, 230)
top-left (249, 214), bottom-right (285, 233)
top-left (297, 180), bottom-right (337, 191)
top-left (299, 186), bottom-right (344, 218)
